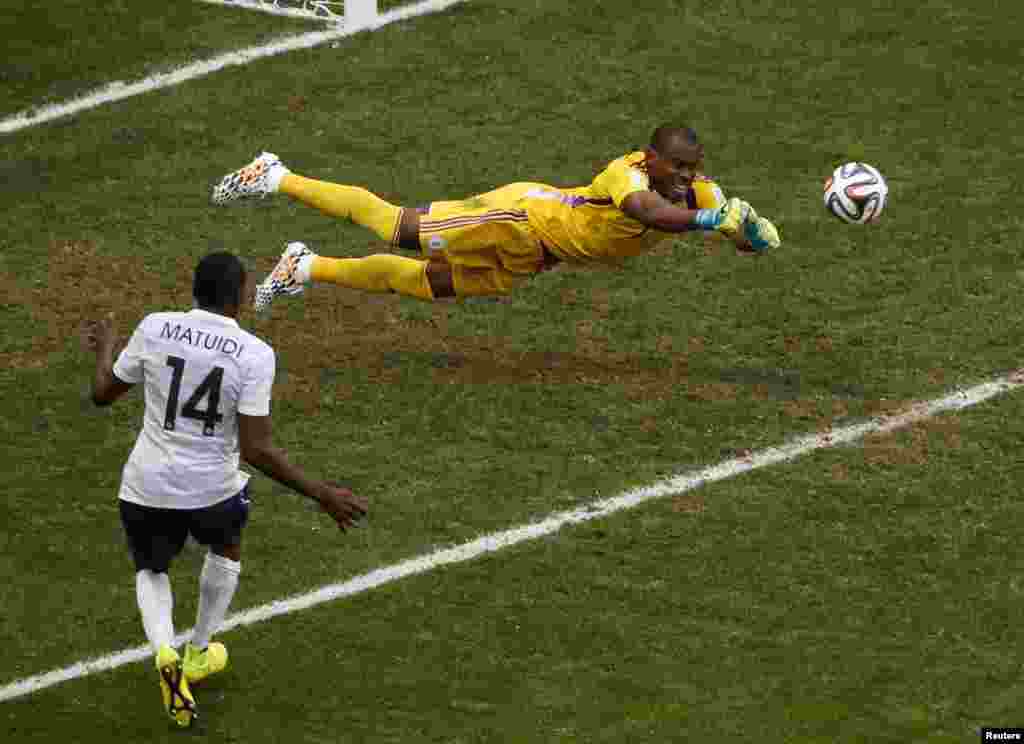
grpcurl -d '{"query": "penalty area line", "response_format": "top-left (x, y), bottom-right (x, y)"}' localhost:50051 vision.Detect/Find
top-left (0, 0), bottom-right (468, 136)
top-left (1, 369), bottom-right (1022, 703)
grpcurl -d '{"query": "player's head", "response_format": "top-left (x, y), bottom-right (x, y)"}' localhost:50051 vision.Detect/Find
top-left (193, 252), bottom-right (248, 316)
top-left (644, 125), bottom-right (704, 202)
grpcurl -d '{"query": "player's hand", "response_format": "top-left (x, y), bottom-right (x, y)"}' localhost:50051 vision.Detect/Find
top-left (315, 482), bottom-right (368, 531)
top-left (702, 197), bottom-right (751, 240)
top-left (80, 316), bottom-right (115, 354)
top-left (741, 214), bottom-right (781, 252)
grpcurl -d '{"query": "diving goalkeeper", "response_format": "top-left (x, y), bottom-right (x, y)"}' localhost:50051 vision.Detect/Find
top-left (210, 125), bottom-right (780, 311)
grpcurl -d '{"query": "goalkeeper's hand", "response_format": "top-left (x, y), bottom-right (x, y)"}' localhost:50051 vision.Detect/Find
top-left (739, 204), bottom-right (780, 252)
top-left (693, 197), bottom-right (751, 240)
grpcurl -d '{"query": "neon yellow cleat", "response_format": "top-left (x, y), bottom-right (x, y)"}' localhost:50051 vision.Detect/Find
top-left (183, 642), bottom-right (229, 684)
top-left (156, 645), bottom-right (197, 728)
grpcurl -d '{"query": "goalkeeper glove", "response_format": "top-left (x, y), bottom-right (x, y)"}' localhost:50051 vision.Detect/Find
top-left (740, 204), bottom-right (781, 252)
top-left (693, 197), bottom-right (750, 240)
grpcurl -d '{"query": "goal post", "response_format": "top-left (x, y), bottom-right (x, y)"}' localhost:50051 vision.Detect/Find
top-left (198, 1), bottom-right (380, 24)
top-left (344, 0), bottom-right (376, 25)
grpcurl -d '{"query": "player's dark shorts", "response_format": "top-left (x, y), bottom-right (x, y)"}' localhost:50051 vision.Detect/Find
top-left (119, 486), bottom-right (252, 572)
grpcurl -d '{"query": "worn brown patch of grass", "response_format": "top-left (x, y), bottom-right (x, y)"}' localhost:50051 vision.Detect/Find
top-left (860, 416), bottom-right (964, 467)
top-left (672, 492), bottom-right (705, 514)
top-left (1, 243), bottom-right (702, 403)
top-left (5, 243), bottom-right (888, 424)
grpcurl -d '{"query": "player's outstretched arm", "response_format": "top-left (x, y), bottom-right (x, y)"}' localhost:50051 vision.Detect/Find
top-left (80, 317), bottom-right (134, 406)
top-left (621, 191), bottom-right (750, 239)
top-left (238, 413), bottom-right (368, 531)
top-left (623, 191), bottom-right (780, 253)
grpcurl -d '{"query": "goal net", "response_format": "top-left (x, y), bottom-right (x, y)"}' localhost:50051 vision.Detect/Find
top-left (200, 0), bottom-right (378, 23)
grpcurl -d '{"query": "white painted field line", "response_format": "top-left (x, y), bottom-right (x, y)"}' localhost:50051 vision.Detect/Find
top-left (3, 370), bottom-right (1022, 704)
top-left (0, 0), bottom-right (467, 136)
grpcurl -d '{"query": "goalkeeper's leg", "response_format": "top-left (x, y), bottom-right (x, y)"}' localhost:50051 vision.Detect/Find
top-left (308, 253), bottom-right (442, 299)
top-left (212, 153), bottom-right (418, 247)
top-left (278, 173), bottom-right (425, 252)
top-left (306, 256), bottom-right (517, 300)
top-left (279, 174), bottom-right (406, 246)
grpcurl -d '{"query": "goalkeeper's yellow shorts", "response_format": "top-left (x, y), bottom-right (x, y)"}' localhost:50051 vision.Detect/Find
top-left (417, 183), bottom-right (555, 295)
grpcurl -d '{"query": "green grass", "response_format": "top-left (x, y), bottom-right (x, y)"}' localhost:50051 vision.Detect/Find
top-left (3, 0), bottom-right (1024, 740)
top-left (6, 397), bottom-right (1024, 742)
top-left (0, 0), bottom-right (323, 118)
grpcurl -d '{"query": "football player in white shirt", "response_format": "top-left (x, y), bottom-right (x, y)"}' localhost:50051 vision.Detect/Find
top-left (80, 252), bottom-right (367, 728)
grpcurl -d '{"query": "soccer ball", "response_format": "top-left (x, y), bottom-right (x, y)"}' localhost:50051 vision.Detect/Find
top-left (823, 162), bottom-right (888, 224)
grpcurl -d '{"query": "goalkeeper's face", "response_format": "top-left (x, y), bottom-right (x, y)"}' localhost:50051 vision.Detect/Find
top-left (645, 140), bottom-right (704, 203)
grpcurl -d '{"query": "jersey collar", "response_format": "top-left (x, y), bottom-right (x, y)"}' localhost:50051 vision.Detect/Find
top-left (187, 307), bottom-right (241, 328)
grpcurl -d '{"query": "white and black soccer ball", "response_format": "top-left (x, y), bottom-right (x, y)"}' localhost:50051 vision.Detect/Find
top-left (823, 162), bottom-right (888, 224)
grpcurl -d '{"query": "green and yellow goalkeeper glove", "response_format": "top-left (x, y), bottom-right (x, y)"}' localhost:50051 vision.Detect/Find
top-left (741, 204), bottom-right (780, 251)
top-left (693, 197), bottom-right (751, 240)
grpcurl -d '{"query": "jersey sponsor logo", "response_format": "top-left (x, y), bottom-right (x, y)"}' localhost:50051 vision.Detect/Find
top-left (160, 322), bottom-right (245, 358)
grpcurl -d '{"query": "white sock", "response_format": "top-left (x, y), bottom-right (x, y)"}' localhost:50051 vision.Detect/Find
top-left (191, 552), bottom-right (241, 650)
top-left (295, 253), bottom-right (315, 284)
top-left (267, 162), bottom-right (289, 192)
top-left (136, 570), bottom-right (175, 653)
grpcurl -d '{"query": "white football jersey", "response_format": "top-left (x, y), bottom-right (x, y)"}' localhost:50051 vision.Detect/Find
top-left (112, 308), bottom-right (275, 509)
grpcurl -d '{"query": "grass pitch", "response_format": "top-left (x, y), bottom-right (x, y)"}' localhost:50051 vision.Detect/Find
top-left (2, 0), bottom-right (1023, 740)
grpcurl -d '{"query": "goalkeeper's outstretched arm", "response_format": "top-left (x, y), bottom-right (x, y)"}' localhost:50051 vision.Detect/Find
top-left (621, 191), bottom-right (780, 253)
top-left (622, 191), bottom-right (750, 240)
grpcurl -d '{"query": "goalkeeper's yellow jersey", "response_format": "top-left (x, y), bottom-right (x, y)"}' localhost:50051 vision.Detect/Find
top-left (525, 151), bottom-right (725, 263)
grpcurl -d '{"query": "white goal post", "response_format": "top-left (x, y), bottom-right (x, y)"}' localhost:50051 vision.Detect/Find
top-left (198, 0), bottom-right (379, 24)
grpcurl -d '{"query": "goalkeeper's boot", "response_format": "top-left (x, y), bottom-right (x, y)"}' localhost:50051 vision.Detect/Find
top-left (183, 642), bottom-right (228, 685)
top-left (212, 152), bottom-right (289, 204)
top-left (156, 644), bottom-right (197, 728)
top-left (254, 241), bottom-right (313, 313)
